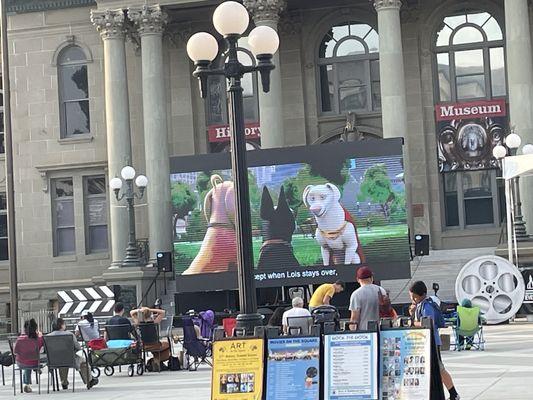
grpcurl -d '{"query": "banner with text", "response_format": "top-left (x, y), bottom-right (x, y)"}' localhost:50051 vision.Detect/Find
top-left (211, 338), bottom-right (264, 400)
top-left (435, 99), bottom-right (508, 172)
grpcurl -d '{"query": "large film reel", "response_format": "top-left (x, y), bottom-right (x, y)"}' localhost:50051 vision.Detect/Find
top-left (455, 255), bottom-right (525, 324)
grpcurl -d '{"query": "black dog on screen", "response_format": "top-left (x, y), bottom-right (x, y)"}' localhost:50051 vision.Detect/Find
top-left (257, 186), bottom-right (300, 270)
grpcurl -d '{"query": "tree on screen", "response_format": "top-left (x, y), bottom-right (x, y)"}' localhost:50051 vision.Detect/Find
top-left (171, 182), bottom-right (197, 239)
top-left (358, 163), bottom-right (395, 219)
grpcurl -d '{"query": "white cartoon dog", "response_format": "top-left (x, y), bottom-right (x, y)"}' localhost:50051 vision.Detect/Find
top-left (303, 183), bottom-right (362, 266)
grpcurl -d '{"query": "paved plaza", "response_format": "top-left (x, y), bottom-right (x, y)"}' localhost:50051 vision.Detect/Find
top-left (0, 322), bottom-right (531, 399)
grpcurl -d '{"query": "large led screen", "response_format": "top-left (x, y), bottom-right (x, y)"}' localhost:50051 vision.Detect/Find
top-left (171, 139), bottom-right (410, 292)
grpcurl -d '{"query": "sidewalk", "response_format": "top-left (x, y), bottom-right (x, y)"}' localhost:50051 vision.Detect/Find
top-left (0, 322), bottom-right (530, 399)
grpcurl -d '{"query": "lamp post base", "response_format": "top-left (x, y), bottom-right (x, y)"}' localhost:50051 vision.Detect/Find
top-left (236, 313), bottom-right (264, 336)
top-left (513, 218), bottom-right (530, 242)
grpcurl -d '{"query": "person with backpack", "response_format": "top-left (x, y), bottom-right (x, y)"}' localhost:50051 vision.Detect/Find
top-left (409, 281), bottom-right (460, 400)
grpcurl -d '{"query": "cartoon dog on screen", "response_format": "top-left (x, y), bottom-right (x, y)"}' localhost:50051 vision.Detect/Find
top-left (303, 183), bottom-right (364, 266)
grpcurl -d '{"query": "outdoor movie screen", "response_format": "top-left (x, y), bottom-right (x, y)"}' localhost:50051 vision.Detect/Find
top-left (170, 139), bottom-right (410, 292)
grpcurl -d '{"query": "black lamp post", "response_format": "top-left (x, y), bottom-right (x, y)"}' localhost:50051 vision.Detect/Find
top-left (186, 1), bottom-right (279, 333)
top-left (110, 166), bottom-right (149, 266)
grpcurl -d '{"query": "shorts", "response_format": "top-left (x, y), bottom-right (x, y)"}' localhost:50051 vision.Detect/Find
top-left (436, 345), bottom-right (446, 372)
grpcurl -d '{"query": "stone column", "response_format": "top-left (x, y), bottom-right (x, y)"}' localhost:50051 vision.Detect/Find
top-left (374, 0), bottom-right (407, 139)
top-left (505, 0), bottom-right (533, 231)
top-left (91, 10), bottom-right (133, 267)
top-left (129, 5), bottom-right (172, 259)
top-left (244, 0), bottom-right (286, 148)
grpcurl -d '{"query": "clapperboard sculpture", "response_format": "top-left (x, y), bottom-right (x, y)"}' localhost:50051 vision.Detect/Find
top-left (58, 286), bottom-right (115, 317)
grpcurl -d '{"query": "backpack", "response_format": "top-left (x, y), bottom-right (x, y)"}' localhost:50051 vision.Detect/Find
top-left (168, 356), bottom-right (181, 371)
top-left (0, 351), bottom-right (13, 367)
top-left (422, 298), bottom-right (446, 329)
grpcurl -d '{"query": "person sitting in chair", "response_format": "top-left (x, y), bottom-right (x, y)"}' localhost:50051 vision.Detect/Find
top-left (282, 297), bottom-right (312, 335)
top-left (14, 319), bottom-right (44, 393)
top-left (130, 306), bottom-right (169, 372)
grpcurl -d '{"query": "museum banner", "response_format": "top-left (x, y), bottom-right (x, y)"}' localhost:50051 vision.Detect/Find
top-left (211, 338), bottom-right (264, 400)
top-left (435, 99), bottom-right (508, 172)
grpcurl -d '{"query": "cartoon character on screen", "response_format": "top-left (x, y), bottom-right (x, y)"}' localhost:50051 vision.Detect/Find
top-left (183, 174), bottom-right (237, 274)
top-left (257, 186), bottom-right (300, 270)
top-left (303, 183), bottom-right (365, 266)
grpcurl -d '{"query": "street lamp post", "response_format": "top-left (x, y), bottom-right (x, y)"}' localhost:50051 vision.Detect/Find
top-left (186, 1), bottom-right (279, 333)
top-left (493, 131), bottom-right (532, 242)
top-left (110, 166), bottom-right (149, 266)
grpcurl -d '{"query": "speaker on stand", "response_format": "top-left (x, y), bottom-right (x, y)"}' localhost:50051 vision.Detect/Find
top-left (157, 251), bottom-right (173, 295)
top-left (414, 234), bottom-right (430, 257)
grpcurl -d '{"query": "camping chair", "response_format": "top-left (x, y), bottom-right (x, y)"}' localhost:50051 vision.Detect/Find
top-left (8, 336), bottom-right (44, 395)
top-left (287, 316), bottom-right (313, 336)
top-left (42, 335), bottom-right (78, 393)
top-left (105, 323), bottom-right (134, 341)
top-left (182, 317), bottom-right (212, 371)
top-left (222, 318), bottom-right (237, 337)
top-left (138, 323), bottom-right (169, 372)
top-left (453, 306), bottom-right (485, 351)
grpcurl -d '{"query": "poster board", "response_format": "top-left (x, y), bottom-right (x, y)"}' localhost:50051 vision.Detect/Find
top-left (211, 338), bottom-right (264, 400)
top-left (266, 336), bottom-right (320, 400)
top-left (379, 329), bottom-right (431, 400)
top-left (324, 332), bottom-right (378, 400)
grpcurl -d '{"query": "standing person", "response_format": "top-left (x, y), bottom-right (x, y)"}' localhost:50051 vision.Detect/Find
top-left (14, 319), bottom-right (44, 393)
top-left (130, 306), bottom-right (169, 372)
top-left (47, 318), bottom-right (98, 390)
top-left (282, 297), bottom-right (312, 334)
top-left (267, 306), bottom-right (286, 328)
top-left (75, 311), bottom-right (100, 341)
top-left (308, 281), bottom-right (345, 311)
top-left (409, 281), bottom-right (460, 400)
top-left (105, 302), bottom-right (133, 340)
top-left (349, 267), bottom-right (386, 331)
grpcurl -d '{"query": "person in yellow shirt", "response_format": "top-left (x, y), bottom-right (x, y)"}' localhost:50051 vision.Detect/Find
top-left (308, 281), bottom-right (345, 311)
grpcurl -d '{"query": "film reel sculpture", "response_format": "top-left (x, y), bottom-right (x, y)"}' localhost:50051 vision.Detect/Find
top-left (455, 255), bottom-right (525, 324)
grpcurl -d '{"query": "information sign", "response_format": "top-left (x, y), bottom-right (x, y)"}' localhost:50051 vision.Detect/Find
top-left (324, 332), bottom-right (378, 400)
top-left (211, 338), bottom-right (264, 400)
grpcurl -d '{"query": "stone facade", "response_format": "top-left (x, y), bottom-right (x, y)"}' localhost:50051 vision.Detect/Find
top-left (0, 0), bottom-right (527, 315)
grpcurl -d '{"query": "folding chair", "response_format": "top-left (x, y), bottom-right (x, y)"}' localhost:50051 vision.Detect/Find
top-left (42, 335), bottom-right (78, 393)
top-left (105, 324), bottom-right (134, 341)
top-left (138, 323), bottom-right (169, 372)
top-left (287, 316), bottom-right (313, 336)
top-left (453, 306), bottom-right (485, 351)
top-left (8, 336), bottom-right (44, 395)
top-left (182, 317), bottom-right (212, 371)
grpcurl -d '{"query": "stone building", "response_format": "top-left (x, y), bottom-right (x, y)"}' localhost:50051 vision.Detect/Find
top-left (1, 0), bottom-right (532, 317)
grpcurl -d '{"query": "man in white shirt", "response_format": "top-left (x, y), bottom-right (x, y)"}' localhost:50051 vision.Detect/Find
top-left (282, 297), bottom-right (312, 334)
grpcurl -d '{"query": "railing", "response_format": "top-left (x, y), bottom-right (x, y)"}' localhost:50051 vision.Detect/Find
top-left (19, 309), bottom-right (56, 334)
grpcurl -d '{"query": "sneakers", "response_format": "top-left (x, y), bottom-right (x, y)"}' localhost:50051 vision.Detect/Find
top-left (23, 385), bottom-right (32, 393)
top-left (88, 378), bottom-right (99, 389)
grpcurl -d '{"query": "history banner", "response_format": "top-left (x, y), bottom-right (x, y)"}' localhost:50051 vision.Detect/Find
top-left (324, 332), bottom-right (378, 400)
top-left (211, 338), bottom-right (264, 400)
top-left (266, 336), bottom-right (320, 400)
top-left (379, 329), bottom-right (431, 400)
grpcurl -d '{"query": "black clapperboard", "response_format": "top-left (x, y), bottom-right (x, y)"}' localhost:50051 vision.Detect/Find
top-left (57, 286), bottom-right (115, 317)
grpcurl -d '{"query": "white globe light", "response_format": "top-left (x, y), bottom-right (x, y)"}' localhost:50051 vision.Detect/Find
top-left (523, 143), bottom-right (533, 155)
top-left (121, 166), bottom-right (136, 180)
top-left (135, 175), bottom-right (148, 188)
top-left (109, 177), bottom-right (123, 190)
top-left (213, 1), bottom-right (249, 36)
top-left (492, 145), bottom-right (507, 159)
top-left (248, 25), bottom-right (280, 56)
top-left (505, 132), bottom-right (522, 149)
top-left (186, 32), bottom-right (219, 62)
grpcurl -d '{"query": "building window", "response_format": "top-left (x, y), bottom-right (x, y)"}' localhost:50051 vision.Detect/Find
top-left (435, 11), bottom-right (505, 102)
top-left (0, 89), bottom-right (4, 153)
top-left (318, 22), bottom-right (380, 115)
top-left (434, 10), bottom-right (506, 228)
top-left (206, 38), bottom-right (259, 127)
top-left (0, 193), bottom-right (7, 260)
top-left (58, 46), bottom-right (90, 138)
top-left (52, 178), bottom-right (75, 256)
top-left (84, 176), bottom-right (108, 253)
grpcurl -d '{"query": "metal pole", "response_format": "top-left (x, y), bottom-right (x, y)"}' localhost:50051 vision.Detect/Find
top-left (1, 0), bottom-right (19, 334)
top-left (511, 176), bottom-right (529, 241)
top-left (226, 36), bottom-right (261, 332)
top-left (122, 179), bottom-right (141, 266)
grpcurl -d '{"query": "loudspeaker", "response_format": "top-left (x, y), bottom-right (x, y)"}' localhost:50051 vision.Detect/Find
top-left (414, 234), bottom-right (429, 256)
top-left (156, 251), bottom-right (173, 272)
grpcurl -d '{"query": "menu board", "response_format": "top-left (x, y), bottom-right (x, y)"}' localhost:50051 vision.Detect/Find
top-left (379, 329), bottom-right (431, 400)
top-left (266, 337), bottom-right (320, 400)
top-left (211, 338), bottom-right (264, 400)
top-left (324, 332), bottom-right (378, 400)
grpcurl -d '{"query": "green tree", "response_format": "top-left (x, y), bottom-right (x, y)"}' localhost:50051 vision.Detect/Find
top-left (171, 182), bottom-right (197, 239)
top-left (358, 163), bottom-right (395, 219)
top-left (248, 171), bottom-right (262, 233)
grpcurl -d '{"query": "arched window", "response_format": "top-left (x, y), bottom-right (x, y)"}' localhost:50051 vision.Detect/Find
top-left (434, 11), bottom-right (506, 229)
top-left (57, 45), bottom-right (90, 138)
top-left (435, 11), bottom-right (505, 102)
top-left (206, 37), bottom-right (260, 153)
top-left (318, 22), bottom-right (380, 115)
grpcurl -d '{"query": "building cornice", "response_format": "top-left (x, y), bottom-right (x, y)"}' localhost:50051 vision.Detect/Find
top-left (7, 0), bottom-right (96, 14)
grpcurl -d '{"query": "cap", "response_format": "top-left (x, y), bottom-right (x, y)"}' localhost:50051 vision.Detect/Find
top-left (356, 266), bottom-right (373, 280)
